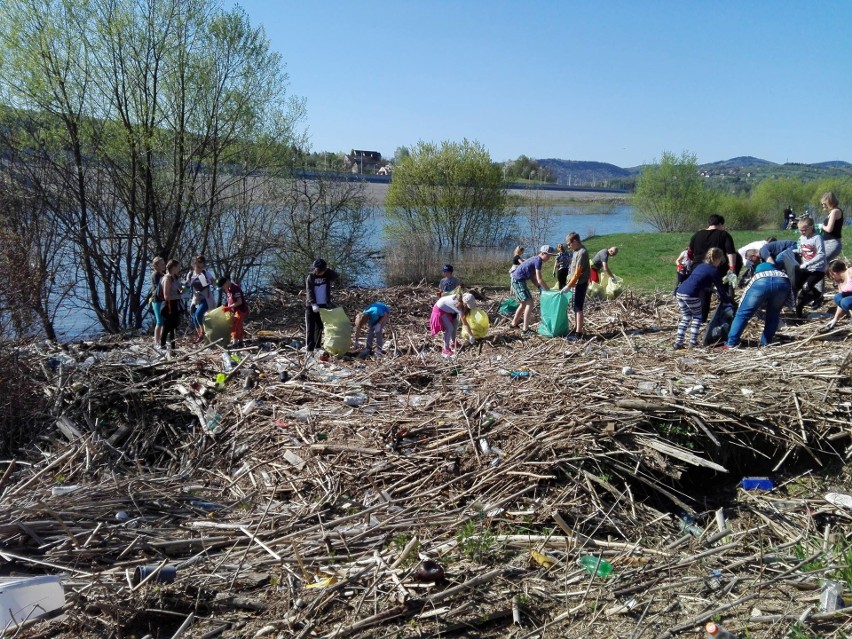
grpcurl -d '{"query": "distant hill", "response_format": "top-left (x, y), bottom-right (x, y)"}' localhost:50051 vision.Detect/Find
top-left (537, 159), bottom-right (635, 187)
top-left (535, 156), bottom-right (852, 188)
top-left (813, 160), bottom-right (852, 168)
top-left (705, 156), bottom-right (776, 168)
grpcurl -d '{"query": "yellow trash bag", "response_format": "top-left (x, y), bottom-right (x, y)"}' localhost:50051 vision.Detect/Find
top-left (440, 286), bottom-right (462, 299)
top-left (203, 306), bottom-right (233, 346)
top-left (605, 276), bottom-right (624, 300)
top-left (461, 308), bottom-right (490, 340)
top-left (319, 307), bottom-right (351, 356)
top-left (587, 281), bottom-right (605, 300)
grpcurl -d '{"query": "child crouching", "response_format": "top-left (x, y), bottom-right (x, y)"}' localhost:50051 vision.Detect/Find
top-left (674, 247), bottom-right (731, 349)
top-left (354, 302), bottom-right (391, 357)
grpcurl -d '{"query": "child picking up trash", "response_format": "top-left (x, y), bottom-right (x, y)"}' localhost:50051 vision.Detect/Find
top-left (430, 292), bottom-right (477, 357)
top-left (354, 302), bottom-right (391, 358)
top-left (674, 247), bottom-right (731, 349)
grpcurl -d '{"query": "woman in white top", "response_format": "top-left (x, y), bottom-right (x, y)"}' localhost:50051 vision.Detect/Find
top-left (185, 255), bottom-right (215, 344)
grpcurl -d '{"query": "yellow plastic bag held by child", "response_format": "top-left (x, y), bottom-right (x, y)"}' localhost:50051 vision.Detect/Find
top-left (203, 306), bottom-right (234, 346)
top-left (461, 308), bottom-right (490, 340)
top-left (319, 307), bottom-right (352, 356)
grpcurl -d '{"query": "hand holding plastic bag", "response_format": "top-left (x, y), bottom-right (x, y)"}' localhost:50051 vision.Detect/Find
top-left (723, 272), bottom-right (738, 287)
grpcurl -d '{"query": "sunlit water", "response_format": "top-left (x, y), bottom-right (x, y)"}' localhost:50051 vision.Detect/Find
top-left (54, 203), bottom-right (644, 340)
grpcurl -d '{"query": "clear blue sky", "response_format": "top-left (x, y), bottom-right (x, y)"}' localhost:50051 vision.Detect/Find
top-left (232, 0), bottom-right (852, 168)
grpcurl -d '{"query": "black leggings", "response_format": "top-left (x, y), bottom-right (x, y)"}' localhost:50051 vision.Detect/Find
top-left (161, 301), bottom-right (180, 349)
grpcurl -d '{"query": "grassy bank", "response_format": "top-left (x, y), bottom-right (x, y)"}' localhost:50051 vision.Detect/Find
top-left (451, 229), bottom-right (794, 295)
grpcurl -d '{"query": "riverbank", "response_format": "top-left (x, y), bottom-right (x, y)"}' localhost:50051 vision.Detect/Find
top-left (1, 285), bottom-right (851, 638)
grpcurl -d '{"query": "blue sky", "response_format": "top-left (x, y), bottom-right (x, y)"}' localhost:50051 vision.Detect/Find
top-left (232, 1), bottom-right (852, 167)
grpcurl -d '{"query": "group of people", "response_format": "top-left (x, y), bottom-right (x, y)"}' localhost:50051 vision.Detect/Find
top-left (148, 191), bottom-right (847, 360)
top-left (673, 191), bottom-right (847, 350)
top-left (505, 236), bottom-right (617, 342)
top-left (147, 255), bottom-right (247, 354)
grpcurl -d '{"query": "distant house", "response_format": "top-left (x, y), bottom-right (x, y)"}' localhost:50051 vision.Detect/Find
top-left (344, 150), bottom-right (383, 174)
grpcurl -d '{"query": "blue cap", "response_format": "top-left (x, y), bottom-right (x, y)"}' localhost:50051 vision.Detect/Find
top-left (442, 264), bottom-right (453, 272)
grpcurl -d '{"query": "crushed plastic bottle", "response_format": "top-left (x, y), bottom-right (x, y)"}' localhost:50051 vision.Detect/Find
top-left (206, 411), bottom-right (223, 434)
top-left (679, 514), bottom-right (703, 537)
top-left (820, 579), bottom-right (844, 612)
top-left (705, 621), bottom-right (736, 638)
top-left (221, 352), bottom-right (233, 372)
top-left (577, 554), bottom-right (613, 577)
top-left (510, 371), bottom-right (531, 379)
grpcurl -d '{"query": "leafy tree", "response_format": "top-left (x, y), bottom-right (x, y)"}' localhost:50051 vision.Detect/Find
top-left (809, 178), bottom-right (852, 215)
top-left (633, 151), bottom-right (717, 232)
top-left (750, 178), bottom-right (810, 225)
top-left (385, 139), bottom-right (508, 255)
top-left (0, 0), bottom-right (305, 333)
top-left (271, 173), bottom-right (379, 288)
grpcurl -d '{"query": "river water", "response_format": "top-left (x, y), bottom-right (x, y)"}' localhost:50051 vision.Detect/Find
top-left (55, 203), bottom-right (644, 340)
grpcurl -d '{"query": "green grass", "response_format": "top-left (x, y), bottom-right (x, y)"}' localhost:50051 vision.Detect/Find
top-left (465, 229), bottom-right (795, 295)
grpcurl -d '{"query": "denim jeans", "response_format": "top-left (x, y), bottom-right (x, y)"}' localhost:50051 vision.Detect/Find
top-left (835, 291), bottom-right (852, 314)
top-left (726, 274), bottom-right (790, 347)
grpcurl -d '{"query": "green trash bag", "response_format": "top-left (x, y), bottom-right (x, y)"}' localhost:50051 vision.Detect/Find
top-left (498, 298), bottom-right (520, 316)
top-left (537, 290), bottom-right (571, 337)
top-left (461, 308), bottom-right (490, 340)
top-left (319, 307), bottom-right (352, 356)
top-left (203, 306), bottom-right (233, 346)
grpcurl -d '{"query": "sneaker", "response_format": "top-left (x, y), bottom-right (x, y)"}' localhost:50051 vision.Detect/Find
top-left (566, 333), bottom-right (585, 342)
top-left (441, 348), bottom-right (453, 357)
top-left (522, 329), bottom-right (535, 335)
top-left (720, 344), bottom-right (737, 350)
top-left (672, 343), bottom-right (684, 350)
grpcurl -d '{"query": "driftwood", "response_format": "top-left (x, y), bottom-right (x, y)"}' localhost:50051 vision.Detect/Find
top-left (0, 285), bottom-right (851, 638)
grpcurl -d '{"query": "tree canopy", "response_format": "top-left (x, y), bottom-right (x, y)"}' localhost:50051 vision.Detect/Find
top-left (633, 151), bottom-right (718, 232)
top-left (385, 139), bottom-right (508, 255)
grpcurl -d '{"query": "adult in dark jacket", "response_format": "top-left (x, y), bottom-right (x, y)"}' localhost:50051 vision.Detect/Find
top-left (305, 259), bottom-right (339, 354)
top-left (688, 214), bottom-right (737, 321)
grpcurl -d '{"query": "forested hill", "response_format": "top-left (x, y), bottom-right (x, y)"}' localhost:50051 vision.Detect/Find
top-left (537, 159), bottom-right (634, 187)
top-left (537, 156), bottom-right (852, 187)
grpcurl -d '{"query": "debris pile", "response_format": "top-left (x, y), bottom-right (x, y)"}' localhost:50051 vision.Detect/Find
top-left (1, 285), bottom-right (851, 638)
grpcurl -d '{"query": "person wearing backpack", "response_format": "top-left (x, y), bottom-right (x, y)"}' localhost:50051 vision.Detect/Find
top-left (148, 256), bottom-right (167, 351)
top-left (185, 255), bottom-right (215, 344)
top-left (215, 275), bottom-right (249, 349)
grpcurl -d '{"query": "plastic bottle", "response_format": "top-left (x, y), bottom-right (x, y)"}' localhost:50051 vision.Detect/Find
top-left (577, 554), bottom-right (613, 577)
top-left (705, 622), bottom-right (736, 638)
top-left (206, 411), bottom-right (223, 434)
top-left (510, 371), bottom-right (531, 379)
top-left (820, 579), bottom-right (844, 612)
top-left (679, 515), bottom-right (703, 537)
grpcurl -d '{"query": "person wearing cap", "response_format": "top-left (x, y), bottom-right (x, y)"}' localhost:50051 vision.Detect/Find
top-left (510, 245), bottom-right (555, 333)
top-left (590, 246), bottom-right (618, 283)
top-left (430, 292), bottom-right (477, 356)
top-left (305, 259), bottom-right (339, 355)
top-left (437, 264), bottom-right (462, 296)
top-left (560, 232), bottom-right (590, 340)
top-left (215, 275), bottom-right (249, 349)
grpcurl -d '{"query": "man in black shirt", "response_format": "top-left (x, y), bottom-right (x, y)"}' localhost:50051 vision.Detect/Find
top-left (688, 215), bottom-right (738, 322)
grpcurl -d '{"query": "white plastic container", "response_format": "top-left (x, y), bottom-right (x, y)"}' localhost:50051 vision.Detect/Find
top-left (0, 576), bottom-right (64, 628)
